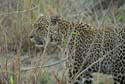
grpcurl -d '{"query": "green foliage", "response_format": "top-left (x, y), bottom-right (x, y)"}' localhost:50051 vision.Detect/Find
top-left (116, 15), bottom-right (124, 22)
top-left (37, 71), bottom-right (51, 84)
top-left (71, 31), bottom-right (79, 36)
top-left (9, 75), bottom-right (14, 84)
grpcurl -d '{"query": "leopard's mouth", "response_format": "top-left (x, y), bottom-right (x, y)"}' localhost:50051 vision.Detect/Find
top-left (29, 35), bottom-right (60, 48)
top-left (30, 36), bottom-right (45, 48)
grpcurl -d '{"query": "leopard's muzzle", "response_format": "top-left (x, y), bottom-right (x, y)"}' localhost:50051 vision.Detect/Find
top-left (29, 35), bottom-right (46, 48)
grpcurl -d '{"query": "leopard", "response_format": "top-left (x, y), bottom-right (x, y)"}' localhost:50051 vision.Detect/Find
top-left (29, 15), bottom-right (125, 84)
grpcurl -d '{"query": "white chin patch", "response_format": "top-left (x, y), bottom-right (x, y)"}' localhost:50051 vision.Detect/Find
top-left (30, 38), bottom-right (45, 48)
top-left (35, 44), bottom-right (44, 48)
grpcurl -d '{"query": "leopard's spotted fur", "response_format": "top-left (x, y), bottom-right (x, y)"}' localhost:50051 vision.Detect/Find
top-left (29, 15), bottom-right (125, 84)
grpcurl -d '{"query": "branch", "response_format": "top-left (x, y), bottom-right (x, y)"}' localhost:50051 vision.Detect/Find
top-left (21, 57), bottom-right (67, 71)
top-left (0, 5), bottom-right (38, 16)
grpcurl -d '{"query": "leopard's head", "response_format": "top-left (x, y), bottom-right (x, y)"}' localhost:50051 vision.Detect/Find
top-left (29, 15), bottom-right (71, 48)
top-left (29, 15), bottom-right (49, 48)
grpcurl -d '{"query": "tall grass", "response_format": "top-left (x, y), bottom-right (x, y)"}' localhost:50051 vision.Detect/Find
top-left (0, 0), bottom-right (124, 84)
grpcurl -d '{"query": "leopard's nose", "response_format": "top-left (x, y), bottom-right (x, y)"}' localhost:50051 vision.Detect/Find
top-left (29, 35), bottom-right (34, 38)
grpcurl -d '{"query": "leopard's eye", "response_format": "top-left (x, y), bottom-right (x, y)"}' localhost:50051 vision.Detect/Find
top-left (38, 26), bottom-right (41, 30)
top-left (50, 15), bottom-right (60, 25)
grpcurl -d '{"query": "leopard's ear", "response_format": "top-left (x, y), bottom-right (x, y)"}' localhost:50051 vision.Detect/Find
top-left (36, 14), bottom-right (46, 23)
top-left (50, 15), bottom-right (61, 25)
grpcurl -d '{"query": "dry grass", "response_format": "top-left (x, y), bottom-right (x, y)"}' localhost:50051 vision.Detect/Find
top-left (0, 0), bottom-right (124, 84)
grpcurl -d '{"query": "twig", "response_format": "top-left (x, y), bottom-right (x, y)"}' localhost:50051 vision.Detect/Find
top-left (0, 5), bottom-right (38, 16)
top-left (51, 70), bottom-right (62, 84)
top-left (21, 57), bottom-right (67, 71)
